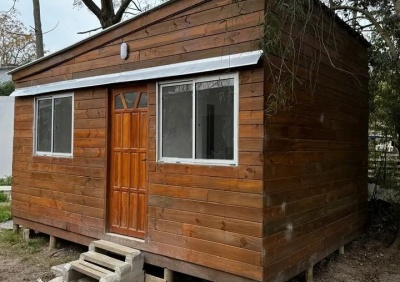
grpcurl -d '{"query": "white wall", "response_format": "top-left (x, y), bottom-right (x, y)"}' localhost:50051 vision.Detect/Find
top-left (0, 96), bottom-right (15, 177)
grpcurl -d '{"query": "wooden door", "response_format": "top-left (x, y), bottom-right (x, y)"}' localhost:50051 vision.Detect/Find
top-left (109, 86), bottom-right (148, 238)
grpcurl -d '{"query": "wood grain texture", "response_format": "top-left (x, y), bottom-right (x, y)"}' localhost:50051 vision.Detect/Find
top-left (109, 86), bottom-right (148, 238)
top-left (10, 0), bottom-right (369, 281)
top-left (11, 0), bottom-right (265, 281)
top-left (262, 2), bottom-right (369, 281)
top-left (12, 88), bottom-right (108, 242)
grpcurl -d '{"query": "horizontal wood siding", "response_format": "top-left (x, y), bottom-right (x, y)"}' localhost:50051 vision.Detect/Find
top-left (147, 66), bottom-right (265, 281)
top-left (11, 0), bottom-right (370, 281)
top-left (262, 4), bottom-right (369, 281)
top-left (12, 0), bottom-right (265, 281)
top-left (12, 88), bottom-right (108, 240)
top-left (13, 0), bottom-right (264, 88)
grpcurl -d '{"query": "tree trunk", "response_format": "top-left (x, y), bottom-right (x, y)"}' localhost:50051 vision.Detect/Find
top-left (32, 0), bottom-right (44, 58)
top-left (352, 0), bottom-right (358, 28)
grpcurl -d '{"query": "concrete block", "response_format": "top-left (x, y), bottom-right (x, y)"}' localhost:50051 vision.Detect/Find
top-left (164, 269), bottom-right (174, 282)
top-left (49, 235), bottom-right (57, 250)
top-left (63, 263), bottom-right (85, 282)
top-left (145, 274), bottom-right (166, 282)
top-left (22, 228), bottom-right (32, 240)
top-left (121, 270), bottom-right (144, 282)
top-left (126, 251), bottom-right (144, 271)
top-left (51, 263), bottom-right (67, 277)
top-left (306, 266), bottom-right (313, 282)
top-left (48, 277), bottom-right (63, 282)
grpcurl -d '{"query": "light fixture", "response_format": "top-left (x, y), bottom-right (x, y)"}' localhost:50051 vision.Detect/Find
top-left (120, 42), bottom-right (129, 60)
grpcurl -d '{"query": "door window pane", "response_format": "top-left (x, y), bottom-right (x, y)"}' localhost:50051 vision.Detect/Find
top-left (138, 93), bottom-right (147, 108)
top-left (115, 94), bottom-right (124, 109)
top-left (124, 92), bottom-right (138, 109)
top-left (53, 97), bottom-right (72, 153)
top-left (37, 99), bottom-right (52, 152)
top-left (195, 79), bottom-right (234, 160)
top-left (161, 84), bottom-right (193, 158)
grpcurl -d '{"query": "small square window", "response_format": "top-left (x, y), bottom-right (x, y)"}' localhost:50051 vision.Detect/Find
top-left (35, 94), bottom-right (73, 156)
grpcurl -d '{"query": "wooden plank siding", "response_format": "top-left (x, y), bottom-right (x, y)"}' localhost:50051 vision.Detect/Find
top-left (146, 66), bottom-right (265, 281)
top-left (262, 3), bottom-right (369, 281)
top-left (14, 0), bottom-right (265, 88)
top-left (12, 88), bottom-right (108, 238)
top-left (11, 0), bottom-right (266, 281)
top-left (10, 0), bottom-right (370, 281)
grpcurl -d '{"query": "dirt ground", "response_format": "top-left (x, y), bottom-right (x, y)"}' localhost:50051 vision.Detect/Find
top-left (290, 230), bottom-right (400, 282)
top-left (0, 228), bottom-right (399, 282)
top-left (0, 231), bottom-right (83, 282)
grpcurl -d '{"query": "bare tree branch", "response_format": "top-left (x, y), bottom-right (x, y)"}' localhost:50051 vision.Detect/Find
top-left (80, 0), bottom-right (102, 19)
top-left (115, 0), bottom-right (134, 23)
top-left (395, 0), bottom-right (400, 18)
top-left (330, 5), bottom-right (398, 60)
top-left (77, 26), bottom-right (102, 34)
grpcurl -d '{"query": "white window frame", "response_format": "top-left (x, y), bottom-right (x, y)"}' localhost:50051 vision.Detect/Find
top-left (34, 93), bottom-right (74, 157)
top-left (157, 73), bottom-right (239, 166)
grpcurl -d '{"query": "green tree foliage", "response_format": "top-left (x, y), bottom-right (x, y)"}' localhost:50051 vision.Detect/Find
top-left (0, 81), bottom-right (15, 96)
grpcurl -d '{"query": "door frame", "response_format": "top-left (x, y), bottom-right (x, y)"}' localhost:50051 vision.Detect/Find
top-left (106, 84), bottom-right (149, 239)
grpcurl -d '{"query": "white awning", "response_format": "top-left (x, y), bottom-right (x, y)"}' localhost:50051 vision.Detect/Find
top-left (11, 50), bottom-right (263, 97)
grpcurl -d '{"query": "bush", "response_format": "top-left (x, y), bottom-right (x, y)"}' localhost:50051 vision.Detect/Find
top-left (0, 175), bottom-right (12, 186)
top-left (0, 204), bottom-right (11, 222)
top-left (0, 81), bottom-right (15, 96)
top-left (0, 192), bottom-right (8, 203)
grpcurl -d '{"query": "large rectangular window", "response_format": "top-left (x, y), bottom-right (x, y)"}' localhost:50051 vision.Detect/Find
top-left (35, 94), bottom-right (73, 156)
top-left (158, 74), bottom-right (238, 165)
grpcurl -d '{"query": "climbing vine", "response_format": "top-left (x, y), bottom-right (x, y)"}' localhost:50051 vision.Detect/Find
top-left (232, 0), bottom-right (359, 116)
top-left (262, 0), bottom-right (331, 116)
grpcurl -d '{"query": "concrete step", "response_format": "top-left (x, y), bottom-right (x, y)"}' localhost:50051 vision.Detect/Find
top-left (89, 240), bottom-right (138, 257)
top-left (81, 251), bottom-right (131, 275)
top-left (89, 240), bottom-right (144, 270)
top-left (64, 260), bottom-right (119, 282)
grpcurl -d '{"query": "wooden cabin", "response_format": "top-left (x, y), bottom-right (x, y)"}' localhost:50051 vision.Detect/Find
top-left (9, 0), bottom-right (369, 281)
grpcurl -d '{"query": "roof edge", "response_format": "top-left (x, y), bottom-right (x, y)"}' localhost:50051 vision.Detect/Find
top-left (11, 50), bottom-right (263, 97)
top-left (317, 0), bottom-right (371, 48)
top-left (8, 0), bottom-right (370, 76)
top-left (7, 0), bottom-right (182, 75)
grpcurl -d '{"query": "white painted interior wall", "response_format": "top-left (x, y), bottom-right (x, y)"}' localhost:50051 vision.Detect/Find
top-left (0, 96), bottom-right (15, 177)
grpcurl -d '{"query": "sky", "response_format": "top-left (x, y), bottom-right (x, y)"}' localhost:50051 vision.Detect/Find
top-left (0, 0), bottom-right (158, 54)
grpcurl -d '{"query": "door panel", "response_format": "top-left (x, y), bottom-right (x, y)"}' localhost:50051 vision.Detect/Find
top-left (109, 86), bottom-right (148, 239)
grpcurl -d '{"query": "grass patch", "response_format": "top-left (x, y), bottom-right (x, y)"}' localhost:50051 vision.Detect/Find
top-left (0, 191), bottom-right (9, 203)
top-left (0, 203), bottom-right (11, 222)
top-left (0, 231), bottom-right (47, 254)
top-left (0, 175), bottom-right (12, 186)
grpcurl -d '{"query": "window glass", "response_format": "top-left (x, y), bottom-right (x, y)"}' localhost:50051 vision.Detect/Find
top-left (138, 93), bottom-right (147, 108)
top-left (195, 79), bottom-right (234, 160)
top-left (37, 99), bottom-right (52, 152)
top-left (53, 97), bottom-right (72, 153)
top-left (159, 75), bottom-right (237, 165)
top-left (36, 94), bottom-right (73, 156)
top-left (161, 84), bottom-right (192, 158)
top-left (115, 94), bottom-right (124, 109)
top-left (124, 92), bottom-right (137, 109)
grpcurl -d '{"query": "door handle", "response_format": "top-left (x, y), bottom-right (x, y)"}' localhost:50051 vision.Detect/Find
top-left (141, 159), bottom-right (147, 161)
